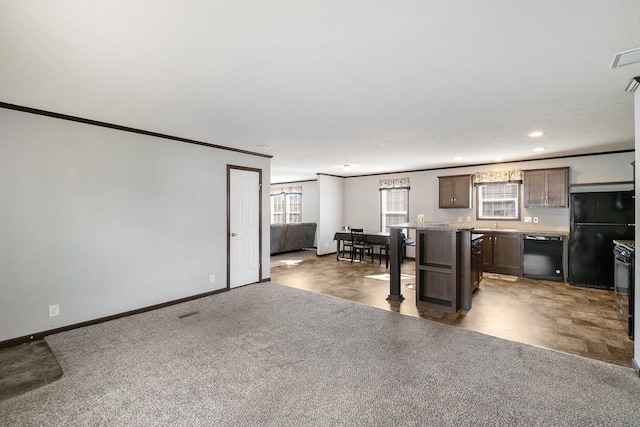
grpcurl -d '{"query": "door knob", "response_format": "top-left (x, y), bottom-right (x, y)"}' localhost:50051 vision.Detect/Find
top-left (231, 233), bottom-right (237, 237)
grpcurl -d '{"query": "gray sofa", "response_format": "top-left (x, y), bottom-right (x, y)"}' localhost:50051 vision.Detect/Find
top-left (270, 222), bottom-right (317, 254)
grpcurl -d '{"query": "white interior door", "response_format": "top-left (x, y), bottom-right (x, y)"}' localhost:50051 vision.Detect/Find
top-left (229, 167), bottom-right (260, 288)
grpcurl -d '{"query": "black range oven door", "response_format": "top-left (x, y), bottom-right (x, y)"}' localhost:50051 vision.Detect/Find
top-left (613, 246), bottom-right (633, 340)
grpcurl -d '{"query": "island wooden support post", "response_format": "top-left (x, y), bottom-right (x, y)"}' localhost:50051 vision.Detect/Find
top-left (387, 227), bottom-right (405, 302)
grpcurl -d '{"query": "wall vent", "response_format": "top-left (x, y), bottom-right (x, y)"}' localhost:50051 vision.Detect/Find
top-left (612, 47), bottom-right (640, 68)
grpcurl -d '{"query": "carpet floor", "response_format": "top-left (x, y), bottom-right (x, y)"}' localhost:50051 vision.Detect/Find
top-left (1, 282), bottom-right (639, 426)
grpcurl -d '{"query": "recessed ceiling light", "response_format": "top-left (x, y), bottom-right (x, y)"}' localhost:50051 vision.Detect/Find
top-left (454, 156), bottom-right (463, 161)
top-left (494, 157), bottom-right (504, 162)
top-left (528, 131), bottom-right (544, 137)
top-left (533, 147), bottom-right (546, 152)
top-left (342, 164), bottom-right (352, 171)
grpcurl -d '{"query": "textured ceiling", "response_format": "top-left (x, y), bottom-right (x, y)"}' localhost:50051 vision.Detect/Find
top-left (1, 1), bottom-right (639, 183)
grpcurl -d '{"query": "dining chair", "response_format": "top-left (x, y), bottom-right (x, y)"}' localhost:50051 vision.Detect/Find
top-left (350, 228), bottom-right (374, 263)
top-left (378, 242), bottom-right (390, 267)
top-left (341, 233), bottom-right (354, 260)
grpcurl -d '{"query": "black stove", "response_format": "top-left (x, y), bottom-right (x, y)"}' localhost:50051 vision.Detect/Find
top-left (613, 240), bottom-right (634, 340)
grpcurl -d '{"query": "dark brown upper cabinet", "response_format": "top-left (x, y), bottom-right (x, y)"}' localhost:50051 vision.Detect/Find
top-left (523, 168), bottom-right (569, 208)
top-left (439, 175), bottom-right (472, 209)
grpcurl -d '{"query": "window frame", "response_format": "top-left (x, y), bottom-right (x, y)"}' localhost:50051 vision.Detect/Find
top-left (476, 182), bottom-right (521, 220)
top-left (286, 193), bottom-right (302, 223)
top-left (270, 193), bottom-right (302, 224)
top-left (380, 188), bottom-right (409, 233)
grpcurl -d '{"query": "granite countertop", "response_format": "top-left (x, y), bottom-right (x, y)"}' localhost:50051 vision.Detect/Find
top-left (391, 222), bottom-right (478, 232)
top-left (390, 221), bottom-right (471, 231)
top-left (519, 230), bottom-right (570, 237)
top-left (391, 222), bottom-right (568, 236)
top-left (457, 226), bottom-right (569, 237)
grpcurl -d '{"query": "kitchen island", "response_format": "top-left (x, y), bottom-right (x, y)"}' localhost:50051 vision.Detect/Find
top-left (387, 222), bottom-right (476, 312)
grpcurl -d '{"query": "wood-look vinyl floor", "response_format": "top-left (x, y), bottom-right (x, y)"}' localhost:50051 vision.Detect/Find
top-left (270, 252), bottom-right (635, 368)
top-left (0, 340), bottom-right (63, 401)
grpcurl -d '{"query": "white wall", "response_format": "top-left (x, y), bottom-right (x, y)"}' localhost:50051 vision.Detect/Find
top-left (0, 108), bottom-right (270, 342)
top-left (300, 181), bottom-right (319, 224)
top-left (344, 152), bottom-right (635, 233)
top-left (342, 152), bottom-right (633, 258)
top-left (317, 175), bottom-right (344, 255)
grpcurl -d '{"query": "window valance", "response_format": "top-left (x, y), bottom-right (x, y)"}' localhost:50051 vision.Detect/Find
top-left (270, 185), bottom-right (302, 195)
top-left (474, 169), bottom-right (523, 185)
top-left (379, 177), bottom-right (410, 190)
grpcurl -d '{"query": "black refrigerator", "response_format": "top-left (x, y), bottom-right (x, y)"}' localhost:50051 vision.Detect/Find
top-left (569, 191), bottom-right (635, 290)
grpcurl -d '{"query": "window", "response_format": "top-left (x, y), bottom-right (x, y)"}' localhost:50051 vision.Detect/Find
top-left (271, 194), bottom-right (285, 224)
top-left (381, 188), bottom-right (409, 232)
top-left (379, 178), bottom-right (410, 232)
top-left (477, 183), bottom-right (520, 220)
top-left (270, 186), bottom-right (302, 224)
top-left (286, 194), bottom-right (301, 223)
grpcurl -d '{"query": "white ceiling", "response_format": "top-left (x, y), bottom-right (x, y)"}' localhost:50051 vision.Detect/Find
top-left (1, 1), bottom-right (639, 183)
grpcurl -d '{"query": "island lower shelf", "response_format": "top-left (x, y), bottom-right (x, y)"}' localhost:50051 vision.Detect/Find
top-left (415, 228), bottom-right (473, 313)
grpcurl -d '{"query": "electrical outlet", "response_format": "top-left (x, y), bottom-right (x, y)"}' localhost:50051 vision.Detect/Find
top-left (458, 216), bottom-right (463, 222)
top-left (49, 304), bottom-right (59, 317)
top-left (533, 217), bottom-right (539, 223)
top-left (209, 274), bottom-right (216, 284)
top-left (524, 216), bottom-right (532, 223)
top-left (466, 216), bottom-right (471, 222)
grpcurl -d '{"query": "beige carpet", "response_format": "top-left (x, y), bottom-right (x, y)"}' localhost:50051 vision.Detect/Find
top-left (1, 282), bottom-right (639, 426)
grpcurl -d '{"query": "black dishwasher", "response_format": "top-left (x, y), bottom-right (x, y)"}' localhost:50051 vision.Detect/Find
top-left (523, 235), bottom-right (564, 282)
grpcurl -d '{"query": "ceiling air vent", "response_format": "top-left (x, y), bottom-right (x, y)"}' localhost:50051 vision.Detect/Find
top-left (626, 76), bottom-right (640, 93)
top-left (611, 47), bottom-right (640, 68)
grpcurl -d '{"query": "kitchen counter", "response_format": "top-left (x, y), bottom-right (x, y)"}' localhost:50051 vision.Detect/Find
top-left (387, 223), bottom-right (569, 302)
top-left (414, 227), bottom-right (475, 312)
top-left (390, 221), bottom-right (475, 232)
top-left (387, 222), bottom-right (473, 302)
top-left (470, 227), bottom-right (569, 237)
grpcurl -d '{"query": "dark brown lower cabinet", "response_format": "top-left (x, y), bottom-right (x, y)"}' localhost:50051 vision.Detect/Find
top-left (471, 236), bottom-right (483, 292)
top-left (481, 231), bottom-right (522, 276)
top-left (415, 228), bottom-right (473, 313)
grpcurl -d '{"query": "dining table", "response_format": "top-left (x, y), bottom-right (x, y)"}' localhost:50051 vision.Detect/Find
top-left (333, 230), bottom-right (391, 265)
